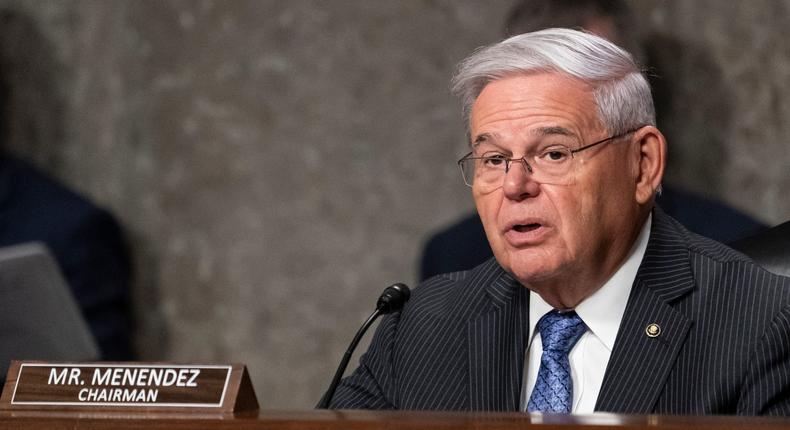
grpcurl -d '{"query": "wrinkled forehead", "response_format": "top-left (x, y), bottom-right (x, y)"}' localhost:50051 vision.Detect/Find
top-left (469, 73), bottom-right (605, 142)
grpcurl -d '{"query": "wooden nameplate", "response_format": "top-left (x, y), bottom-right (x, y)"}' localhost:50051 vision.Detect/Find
top-left (0, 361), bottom-right (258, 414)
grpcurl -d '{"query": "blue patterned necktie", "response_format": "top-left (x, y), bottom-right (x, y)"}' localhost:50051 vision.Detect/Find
top-left (527, 310), bottom-right (587, 413)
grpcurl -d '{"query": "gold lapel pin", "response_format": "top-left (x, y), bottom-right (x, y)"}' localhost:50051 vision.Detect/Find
top-left (645, 323), bottom-right (661, 338)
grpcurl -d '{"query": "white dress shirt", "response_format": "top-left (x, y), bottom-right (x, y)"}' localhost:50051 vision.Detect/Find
top-left (521, 214), bottom-right (652, 414)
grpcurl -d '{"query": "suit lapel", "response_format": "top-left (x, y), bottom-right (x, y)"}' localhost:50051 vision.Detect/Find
top-left (595, 278), bottom-right (693, 412)
top-left (467, 268), bottom-right (530, 411)
top-left (595, 209), bottom-right (695, 413)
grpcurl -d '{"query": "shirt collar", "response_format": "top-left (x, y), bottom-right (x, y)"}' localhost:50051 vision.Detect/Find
top-left (528, 214), bottom-right (652, 351)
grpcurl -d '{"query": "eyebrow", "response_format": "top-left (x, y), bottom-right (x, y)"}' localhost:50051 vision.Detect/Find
top-left (531, 126), bottom-right (576, 138)
top-left (472, 132), bottom-right (495, 148)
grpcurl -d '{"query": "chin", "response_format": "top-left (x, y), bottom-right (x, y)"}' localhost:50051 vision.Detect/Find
top-left (496, 248), bottom-right (565, 285)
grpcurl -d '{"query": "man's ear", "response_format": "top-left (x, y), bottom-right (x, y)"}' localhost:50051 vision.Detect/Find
top-left (632, 126), bottom-right (666, 205)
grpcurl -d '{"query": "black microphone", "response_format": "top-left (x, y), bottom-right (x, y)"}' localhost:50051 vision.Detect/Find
top-left (317, 283), bottom-right (411, 409)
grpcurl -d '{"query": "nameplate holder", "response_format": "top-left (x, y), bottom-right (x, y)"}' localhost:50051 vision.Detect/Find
top-left (0, 361), bottom-right (259, 414)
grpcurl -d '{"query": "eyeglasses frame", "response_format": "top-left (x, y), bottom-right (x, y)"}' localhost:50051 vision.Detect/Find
top-left (457, 126), bottom-right (645, 187)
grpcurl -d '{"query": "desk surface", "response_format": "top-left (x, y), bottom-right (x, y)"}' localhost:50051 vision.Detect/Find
top-left (2, 409), bottom-right (790, 429)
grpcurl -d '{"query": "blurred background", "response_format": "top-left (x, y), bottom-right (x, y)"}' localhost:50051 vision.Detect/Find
top-left (0, 0), bottom-right (788, 408)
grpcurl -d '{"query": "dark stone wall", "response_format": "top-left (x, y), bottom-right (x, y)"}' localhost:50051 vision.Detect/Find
top-left (0, 0), bottom-right (787, 408)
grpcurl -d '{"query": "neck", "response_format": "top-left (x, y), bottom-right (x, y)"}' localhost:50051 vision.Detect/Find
top-left (529, 210), bottom-right (651, 309)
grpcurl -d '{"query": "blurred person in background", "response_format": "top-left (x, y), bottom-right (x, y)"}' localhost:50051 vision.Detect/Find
top-left (0, 9), bottom-right (134, 360)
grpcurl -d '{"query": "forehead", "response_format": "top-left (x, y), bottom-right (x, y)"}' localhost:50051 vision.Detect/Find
top-left (469, 73), bottom-right (603, 143)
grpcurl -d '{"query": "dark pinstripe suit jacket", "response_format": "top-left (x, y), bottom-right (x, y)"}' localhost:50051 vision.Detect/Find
top-left (330, 209), bottom-right (790, 415)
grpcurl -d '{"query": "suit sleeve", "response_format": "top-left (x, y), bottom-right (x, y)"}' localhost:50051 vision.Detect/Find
top-left (738, 305), bottom-right (790, 415)
top-left (326, 312), bottom-right (401, 409)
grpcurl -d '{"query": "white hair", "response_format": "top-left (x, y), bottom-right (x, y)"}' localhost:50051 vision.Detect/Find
top-left (451, 28), bottom-right (655, 136)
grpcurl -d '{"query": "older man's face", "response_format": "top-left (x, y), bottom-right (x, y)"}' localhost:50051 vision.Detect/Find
top-left (470, 73), bottom-right (642, 295)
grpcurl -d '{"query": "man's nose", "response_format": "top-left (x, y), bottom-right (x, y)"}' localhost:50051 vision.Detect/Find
top-left (502, 159), bottom-right (540, 200)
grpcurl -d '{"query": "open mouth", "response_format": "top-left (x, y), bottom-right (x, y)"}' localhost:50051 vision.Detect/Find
top-left (513, 223), bottom-right (541, 233)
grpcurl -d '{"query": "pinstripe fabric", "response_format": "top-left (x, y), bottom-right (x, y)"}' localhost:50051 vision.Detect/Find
top-left (329, 259), bottom-right (528, 411)
top-left (330, 208), bottom-right (790, 415)
top-left (596, 210), bottom-right (790, 415)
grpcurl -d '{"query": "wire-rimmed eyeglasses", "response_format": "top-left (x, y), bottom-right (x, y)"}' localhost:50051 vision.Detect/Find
top-left (457, 127), bottom-right (643, 190)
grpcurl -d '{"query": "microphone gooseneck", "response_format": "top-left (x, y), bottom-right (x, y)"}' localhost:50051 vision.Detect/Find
top-left (317, 283), bottom-right (411, 409)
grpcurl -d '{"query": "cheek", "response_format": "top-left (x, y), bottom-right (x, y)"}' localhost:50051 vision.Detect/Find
top-left (547, 185), bottom-right (597, 253)
top-left (552, 194), bottom-right (595, 250)
top-left (473, 190), bottom-right (512, 267)
top-left (473, 190), bottom-right (502, 237)
top-left (570, 167), bottom-right (632, 244)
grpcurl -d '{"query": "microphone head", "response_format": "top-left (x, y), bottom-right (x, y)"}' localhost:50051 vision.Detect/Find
top-left (376, 283), bottom-right (411, 314)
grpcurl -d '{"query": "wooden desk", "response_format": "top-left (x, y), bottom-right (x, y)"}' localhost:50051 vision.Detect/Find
top-left (1, 409), bottom-right (790, 429)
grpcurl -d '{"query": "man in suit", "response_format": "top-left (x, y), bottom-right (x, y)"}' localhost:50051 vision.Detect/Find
top-left (329, 29), bottom-right (790, 414)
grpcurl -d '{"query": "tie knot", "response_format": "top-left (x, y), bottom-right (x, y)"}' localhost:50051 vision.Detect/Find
top-left (537, 310), bottom-right (586, 353)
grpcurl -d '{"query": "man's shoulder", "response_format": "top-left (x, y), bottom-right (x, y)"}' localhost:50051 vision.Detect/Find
top-left (1, 156), bottom-right (99, 213)
top-left (657, 210), bottom-right (790, 299)
top-left (405, 258), bottom-right (507, 321)
top-left (0, 155), bottom-right (119, 248)
top-left (684, 220), bottom-right (785, 279)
